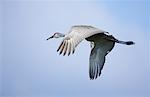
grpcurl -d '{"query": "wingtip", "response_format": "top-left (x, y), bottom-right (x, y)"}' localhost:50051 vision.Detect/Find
top-left (89, 77), bottom-right (96, 80)
top-left (57, 49), bottom-right (59, 52)
top-left (68, 53), bottom-right (70, 56)
top-left (59, 51), bottom-right (63, 55)
top-left (63, 53), bottom-right (66, 56)
top-left (72, 49), bottom-right (75, 54)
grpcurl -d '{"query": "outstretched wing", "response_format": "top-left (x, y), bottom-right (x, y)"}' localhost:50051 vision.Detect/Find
top-left (57, 25), bottom-right (107, 56)
top-left (89, 34), bottom-right (115, 79)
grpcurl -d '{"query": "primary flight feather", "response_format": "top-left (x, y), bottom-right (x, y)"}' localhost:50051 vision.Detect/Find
top-left (47, 25), bottom-right (135, 80)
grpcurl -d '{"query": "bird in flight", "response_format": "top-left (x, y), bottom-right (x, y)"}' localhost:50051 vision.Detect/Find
top-left (47, 25), bottom-right (135, 80)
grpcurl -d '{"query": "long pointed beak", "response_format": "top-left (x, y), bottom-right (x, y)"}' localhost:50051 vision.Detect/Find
top-left (46, 36), bottom-right (53, 40)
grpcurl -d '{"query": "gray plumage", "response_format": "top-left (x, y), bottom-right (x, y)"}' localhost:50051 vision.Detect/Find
top-left (47, 25), bottom-right (135, 80)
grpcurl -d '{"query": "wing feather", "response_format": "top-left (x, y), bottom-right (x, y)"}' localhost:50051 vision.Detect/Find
top-left (89, 46), bottom-right (106, 79)
top-left (56, 25), bottom-right (116, 79)
top-left (67, 40), bottom-right (71, 56)
top-left (71, 39), bottom-right (76, 54)
top-left (63, 40), bottom-right (68, 56)
top-left (57, 25), bottom-right (106, 56)
top-left (89, 35), bottom-right (115, 79)
top-left (57, 41), bottom-right (63, 52)
top-left (59, 41), bottom-right (66, 55)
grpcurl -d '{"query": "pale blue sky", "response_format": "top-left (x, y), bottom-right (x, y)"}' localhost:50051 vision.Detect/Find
top-left (0, 0), bottom-right (149, 97)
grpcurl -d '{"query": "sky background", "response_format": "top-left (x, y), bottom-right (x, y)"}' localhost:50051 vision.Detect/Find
top-left (0, 0), bottom-right (150, 97)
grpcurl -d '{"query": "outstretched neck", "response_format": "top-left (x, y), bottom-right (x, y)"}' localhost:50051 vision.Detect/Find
top-left (47, 33), bottom-right (65, 40)
top-left (58, 33), bottom-right (65, 38)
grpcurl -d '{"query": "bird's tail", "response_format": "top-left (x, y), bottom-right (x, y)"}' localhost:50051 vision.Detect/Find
top-left (116, 40), bottom-right (135, 45)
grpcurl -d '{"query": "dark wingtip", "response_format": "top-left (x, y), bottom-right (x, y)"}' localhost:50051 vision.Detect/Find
top-left (57, 49), bottom-right (59, 52)
top-left (72, 49), bottom-right (75, 54)
top-left (90, 77), bottom-right (94, 80)
top-left (59, 52), bottom-right (62, 55)
top-left (63, 53), bottom-right (66, 56)
top-left (90, 77), bottom-right (97, 80)
top-left (89, 75), bottom-right (99, 80)
top-left (57, 47), bottom-right (60, 52)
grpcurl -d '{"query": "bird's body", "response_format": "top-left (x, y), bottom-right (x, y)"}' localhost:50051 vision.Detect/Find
top-left (47, 25), bottom-right (135, 79)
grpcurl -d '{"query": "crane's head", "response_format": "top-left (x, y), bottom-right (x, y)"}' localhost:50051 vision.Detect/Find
top-left (46, 32), bottom-right (65, 40)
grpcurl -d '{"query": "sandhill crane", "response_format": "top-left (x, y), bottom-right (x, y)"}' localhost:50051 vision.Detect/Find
top-left (47, 25), bottom-right (135, 80)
